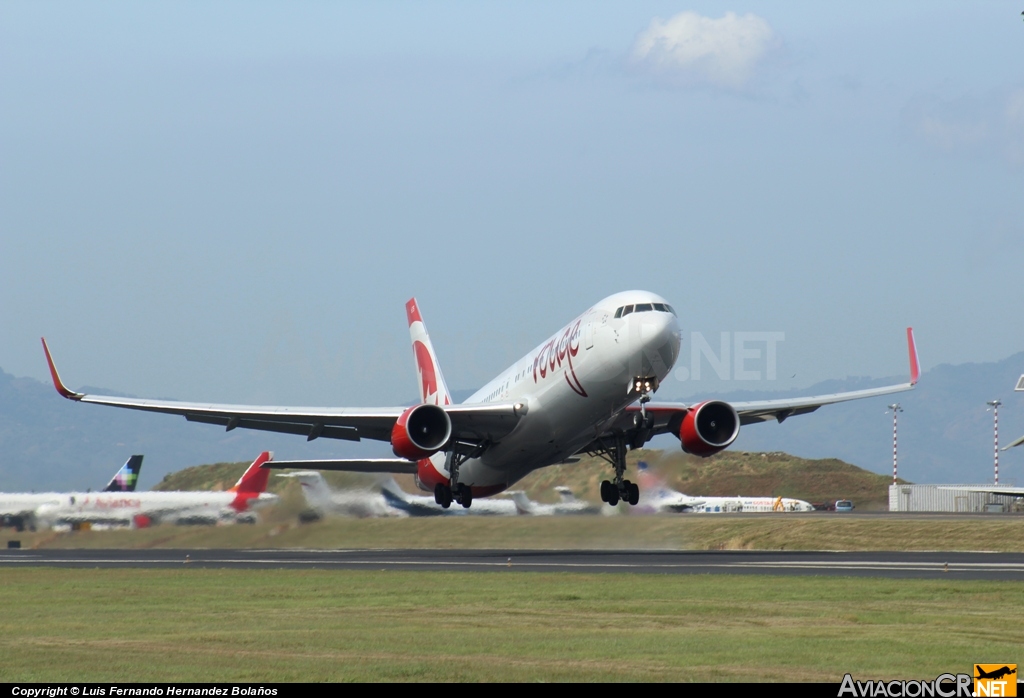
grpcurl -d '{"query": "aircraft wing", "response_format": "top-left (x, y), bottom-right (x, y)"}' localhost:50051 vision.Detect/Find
top-left (939, 486), bottom-right (1024, 496)
top-left (585, 328), bottom-right (919, 448)
top-left (42, 339), bottom-right (523, 446)
top-left (262, 459), bottom-right (418, 474)
top-left (1002, 434), bottom-right (1024, 451)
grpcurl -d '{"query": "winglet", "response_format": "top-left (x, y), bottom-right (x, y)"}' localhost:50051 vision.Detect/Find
top-left (41, 338), bottom-right (84, 400)
top-left (906, 328), bottom-right (920, 385)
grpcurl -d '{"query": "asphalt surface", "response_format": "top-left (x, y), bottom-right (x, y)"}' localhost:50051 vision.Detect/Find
top-left (2, 548), bottom-right (1024, 579)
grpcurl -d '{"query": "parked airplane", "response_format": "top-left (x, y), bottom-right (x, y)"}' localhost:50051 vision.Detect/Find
top-left (687, 495), bottom-right (815, 513)
top-left (35, 452), bottom-right (279, 528)
top-left (633, 462), bottom-right (813, 513)
top-left (510, 487), bottom-right (600, 516)
top-left (379, 477), bottom-right (517, 516)
top-left (0, 455), bottom-right (144, 532)
top-left (42, 291), bottom-right (919, 510)
top-left (276, 471), bottom-right (400, 518)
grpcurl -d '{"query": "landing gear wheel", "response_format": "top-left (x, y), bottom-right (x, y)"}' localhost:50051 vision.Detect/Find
top-left (628, 482), bottom-right (640, 506)
top-left (607, 488), bottom-right (619, 506)
top-left (435, 484), bottom-right (453, 509)
top-left (459, 484), bottom-right (473, 509)
top-left (600, 480), bottom-right (613, 503)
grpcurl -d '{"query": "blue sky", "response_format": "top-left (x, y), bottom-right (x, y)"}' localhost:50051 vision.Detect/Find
top-left (2, 2), bottom-right (1022, 409)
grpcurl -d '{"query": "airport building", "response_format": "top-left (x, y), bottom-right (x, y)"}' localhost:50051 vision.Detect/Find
top-left (888, 484), bottom-right (1020, 513)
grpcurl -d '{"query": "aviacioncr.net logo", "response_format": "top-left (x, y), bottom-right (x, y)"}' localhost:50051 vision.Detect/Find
top-left (839, 673), bottom-right (973, 697)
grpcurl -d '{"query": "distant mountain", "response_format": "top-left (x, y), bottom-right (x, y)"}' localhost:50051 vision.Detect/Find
top-left (0, 368), bottom-right (384, 492)
top-left (673, 352), bottom-right (1024, 485)
top-left (1, 351), bottom-right (1022, 492)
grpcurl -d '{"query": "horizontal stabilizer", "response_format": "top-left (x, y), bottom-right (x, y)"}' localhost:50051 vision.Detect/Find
top-left (261, 458), bottom-right (418, 474)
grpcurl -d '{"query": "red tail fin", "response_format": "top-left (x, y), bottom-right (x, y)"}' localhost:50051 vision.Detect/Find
top-left (230, 451), bottom-right (273, 494)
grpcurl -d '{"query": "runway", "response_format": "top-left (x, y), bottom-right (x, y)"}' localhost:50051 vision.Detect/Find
top-left (3, 548), bottom-right (1024, 579)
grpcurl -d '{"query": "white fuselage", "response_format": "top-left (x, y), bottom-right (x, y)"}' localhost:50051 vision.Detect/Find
top-left (638, 488), bottom-right (814, 513)
top-left (688, 496), bottom-right (815, 513)
top-left (432, 291), bottom-right (681, 493)
top-left (34, 490), bottom-right (280, 526)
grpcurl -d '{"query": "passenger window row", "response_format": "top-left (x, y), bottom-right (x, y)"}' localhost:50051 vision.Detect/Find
top-left (613, 302), bottom-right (676, 318)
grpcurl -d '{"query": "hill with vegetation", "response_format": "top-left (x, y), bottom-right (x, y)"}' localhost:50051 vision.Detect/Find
top-left (153, 448), bottom-right (902, 511)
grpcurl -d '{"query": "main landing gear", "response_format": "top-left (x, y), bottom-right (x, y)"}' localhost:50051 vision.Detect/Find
top-left (432, 449), bottom-right (479, 509)
top-left (434, 482), bottom-right (472, 509)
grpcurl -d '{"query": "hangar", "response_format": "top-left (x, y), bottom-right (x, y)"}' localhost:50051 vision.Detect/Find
top-left (888, 485), bottom-right (1021, 513)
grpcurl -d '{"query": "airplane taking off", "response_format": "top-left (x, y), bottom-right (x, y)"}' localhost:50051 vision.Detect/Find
top-left (36, 452), bottom-right (279, 528)
top-left (42, 291), bottom-right (919, 510)
top-left (0, 454), bottom-right (143, 531)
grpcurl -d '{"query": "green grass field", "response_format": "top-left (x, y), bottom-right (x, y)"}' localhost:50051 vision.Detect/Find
top-left (0, 568), bottom-right (1019, 682)
top-left (14, 513), bottom-right (1024, 552)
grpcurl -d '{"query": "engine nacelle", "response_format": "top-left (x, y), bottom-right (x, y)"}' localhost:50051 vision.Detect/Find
top-left (391, 403), bottom-right (452, 460)
top-left (679, 400), bottom-right (740, 457)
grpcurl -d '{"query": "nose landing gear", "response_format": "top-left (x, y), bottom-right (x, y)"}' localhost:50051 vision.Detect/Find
top-left (591, 432), bottom-right (642, 507)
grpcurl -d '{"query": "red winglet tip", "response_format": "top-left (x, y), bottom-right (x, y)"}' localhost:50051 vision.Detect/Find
top-left (906, 328), bottom-right (920, 385)
top-left (41, 338), bottom-right (82, 400)
top-left (405, 298), bottom-right (422, 326)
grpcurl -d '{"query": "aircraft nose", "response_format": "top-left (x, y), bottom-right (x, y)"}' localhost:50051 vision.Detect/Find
top-left (631, 310), bottom-right (680, 377)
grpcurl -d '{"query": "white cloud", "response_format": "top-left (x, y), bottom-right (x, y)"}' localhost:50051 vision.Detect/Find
top-left (630, 11), bottom-right (778, 89)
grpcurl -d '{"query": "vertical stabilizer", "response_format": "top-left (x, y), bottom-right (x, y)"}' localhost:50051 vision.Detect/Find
top-left (282, 471), bottom-right (333, 512)
top-left (406, 298), bottom-right (452, 406)
top-left (510, 491), bottom-right (534, 515)
top-left (231, 451), bottom-right (273, 494)
top-left (103, 455), bottom-right (143, 492)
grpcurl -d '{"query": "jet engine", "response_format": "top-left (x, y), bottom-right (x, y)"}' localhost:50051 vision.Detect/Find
top-left (679, 400), bottom-right (740, 457)
top-left (391, 404), bottom-right (452, 460)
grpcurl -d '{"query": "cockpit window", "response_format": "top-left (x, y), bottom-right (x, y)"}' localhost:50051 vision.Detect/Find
top-left (615, 302), bottom-right (676, 317)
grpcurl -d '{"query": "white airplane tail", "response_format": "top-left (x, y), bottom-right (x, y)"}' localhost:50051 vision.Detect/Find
top-left (406, 298), bottom-right (452, 406)
top-left (277, 471), bottom-right (333, 511)
top-left (510, 491), bottom-right (534, 515)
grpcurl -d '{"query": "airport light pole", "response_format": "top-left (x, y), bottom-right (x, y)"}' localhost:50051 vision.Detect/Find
top-left (987, 399), bottom-right (1001, 485)
top-left (887, 403), bottom-right (902, 484)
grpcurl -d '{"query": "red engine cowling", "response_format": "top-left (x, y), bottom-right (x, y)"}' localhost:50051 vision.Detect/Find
top-left (679, 400), bottom-right (740, 457)
top-left (391, 404), bottom-right (452, 460)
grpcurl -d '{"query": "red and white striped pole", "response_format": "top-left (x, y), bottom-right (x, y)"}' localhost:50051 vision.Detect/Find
top-left (888, 403), bottom-right (902, 484)
top-left (988, 400), bottom-right (1001, 485)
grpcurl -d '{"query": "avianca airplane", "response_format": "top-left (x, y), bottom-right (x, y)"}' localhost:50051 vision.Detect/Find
top-left (0, 455), bottom-right (143, 531)
top-left (42, 290), bottom-right (919, 510)
top-left (36, 452), bottom-right (279, 528)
